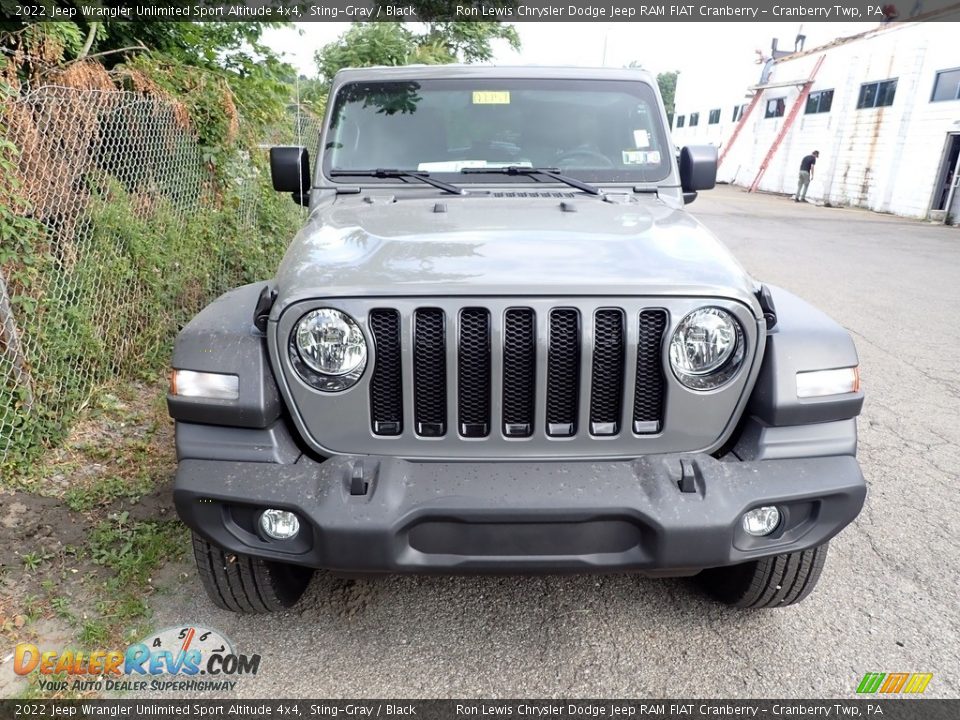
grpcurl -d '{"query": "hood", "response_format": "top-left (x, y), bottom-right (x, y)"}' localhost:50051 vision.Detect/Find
top-left (274, 193), bottom-right (760, 314)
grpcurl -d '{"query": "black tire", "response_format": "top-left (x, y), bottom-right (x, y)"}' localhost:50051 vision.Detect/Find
top-left (192, 533), bottom-right (313, 613)
top-left (697, 543), bottom-right (829, 609)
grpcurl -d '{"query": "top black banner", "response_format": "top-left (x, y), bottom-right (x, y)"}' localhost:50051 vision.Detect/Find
top-left (5, 0), bottom-right (960, 22)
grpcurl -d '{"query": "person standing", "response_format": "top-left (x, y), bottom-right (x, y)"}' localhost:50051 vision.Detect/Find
top-left (796, 150), bottom-right (819, 202)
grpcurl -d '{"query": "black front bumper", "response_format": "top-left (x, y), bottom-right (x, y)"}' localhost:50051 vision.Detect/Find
top-left (174, 452), bottom-right (866, 573)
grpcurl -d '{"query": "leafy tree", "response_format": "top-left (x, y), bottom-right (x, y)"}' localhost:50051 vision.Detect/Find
top-left (626, 63), bottom-right (678, 117)
top-left (315, 21), bottom-right (519, 85)
top-left (656, 70), bottom-right (679, 117)
top-left (1, 16), bottom-right (295, 131)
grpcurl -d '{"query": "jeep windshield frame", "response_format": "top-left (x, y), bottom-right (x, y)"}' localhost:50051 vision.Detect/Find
top-left (320, 77), bottom-right (672, 189)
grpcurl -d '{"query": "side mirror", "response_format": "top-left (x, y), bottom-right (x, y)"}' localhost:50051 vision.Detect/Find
top-left (270, 146), bottom-right (310, 206)
top-left (679, 145), bottom-right (718, 204)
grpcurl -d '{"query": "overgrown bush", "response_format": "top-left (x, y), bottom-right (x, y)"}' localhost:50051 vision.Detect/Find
top-left (0, 59), bottom-right (303, 479)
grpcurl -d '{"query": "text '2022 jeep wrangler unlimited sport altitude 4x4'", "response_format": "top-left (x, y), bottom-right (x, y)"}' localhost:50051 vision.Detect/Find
top-left (168, 66), bottom-right (866, 613)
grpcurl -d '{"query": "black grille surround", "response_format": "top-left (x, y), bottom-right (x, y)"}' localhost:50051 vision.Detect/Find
top-left (589, 309), bottom-right (626, 436)
top-left (457, 308), bottom-right (491, 437)
top-left (413, 308), bottom-right (447, 437)
top-left (502, 308), bottom-right (536, 437)
top-left (634, 310), bottom-right (669, 434)
top-left (546, 309), bottom-right (581, 437)
top-left (369, 309), bottom-right (403, 435)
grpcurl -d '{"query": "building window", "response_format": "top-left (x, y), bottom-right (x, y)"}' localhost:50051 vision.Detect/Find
top-left (689, 112), bottom-right (699, 127)
top-left (857, 79), bottom-right (897, 109)
top-left (765, 97), bottom-right (786, 118)
top-left (708, 108), bottom-right (721, 124)
top-left (676, 115), bottom-right (685, 128)
top-left (732, 103), bottom-right (747, 122)
top-left (805, 89), bottom-right (834, 114)
top-left (931, 68), bottom-right (960, 102)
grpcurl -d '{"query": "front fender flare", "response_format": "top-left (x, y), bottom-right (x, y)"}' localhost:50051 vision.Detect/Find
top-left (167, 282), bottom-right (283, 428)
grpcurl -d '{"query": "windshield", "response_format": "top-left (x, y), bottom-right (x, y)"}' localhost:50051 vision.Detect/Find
top-left (322, 77), bottom-right (671, 185)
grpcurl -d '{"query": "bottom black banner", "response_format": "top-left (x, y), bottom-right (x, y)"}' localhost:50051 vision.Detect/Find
top-left (2, 700), bottom-right (956, 720)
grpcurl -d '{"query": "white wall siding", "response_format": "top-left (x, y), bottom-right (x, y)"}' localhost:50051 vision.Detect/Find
top-left (672, 23), bottom-right (960, 219)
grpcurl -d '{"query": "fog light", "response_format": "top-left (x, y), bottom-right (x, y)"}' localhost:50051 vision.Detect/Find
top-left (259, 509), bottom-right (300, 540)
top-left (742, 506), bottom-right (781, 537)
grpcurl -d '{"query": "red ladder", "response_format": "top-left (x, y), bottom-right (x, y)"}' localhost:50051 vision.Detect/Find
top-left (718, 91), bottom-right (763, 168)
top-left (749, 55), bottom-right (825, 192)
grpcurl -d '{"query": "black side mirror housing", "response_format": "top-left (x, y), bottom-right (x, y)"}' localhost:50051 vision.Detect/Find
top-left (270, 146), bottom-right (311, 206)
top-left (679, 145), bottom-right (718, 204)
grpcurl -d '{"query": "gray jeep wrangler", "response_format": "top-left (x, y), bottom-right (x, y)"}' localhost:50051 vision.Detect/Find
top-left (168, 66), bottom-right (866, 613)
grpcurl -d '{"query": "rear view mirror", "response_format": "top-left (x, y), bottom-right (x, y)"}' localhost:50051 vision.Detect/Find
top-left (679, 145), bottom-right (718, 204)
top-left (270, 146), bottom-right (311, 206)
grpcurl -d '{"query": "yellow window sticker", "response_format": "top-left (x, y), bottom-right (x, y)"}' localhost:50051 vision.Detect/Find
top-left (473, 91), bottom-right (511, 105)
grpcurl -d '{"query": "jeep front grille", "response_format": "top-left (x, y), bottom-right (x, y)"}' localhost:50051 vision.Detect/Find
top-left (502, 308), bottom-right (537, 437)
top-left (412, 308), bottom-right (447, 437)
top-left (368, 309), bottom-right (403, 436)
top-left (589, 309), bottom-right (626, 436)
top-left (369, 305), bottom-right (669, 440)
top-left (457, 308), bottom-right (492, 437)
top-left (633, 310), bottom-right (669, 433)
top-left (545, 309), bottom-right (581, 437)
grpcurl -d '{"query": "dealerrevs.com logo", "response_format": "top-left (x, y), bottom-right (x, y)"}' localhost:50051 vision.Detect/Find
top-left (14, 625), bottom-right (259, 693)
top-left (856, 673), bottom-right (933, 694)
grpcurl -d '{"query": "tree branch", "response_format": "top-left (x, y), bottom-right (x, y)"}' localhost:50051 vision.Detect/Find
top-left (63, 43), bottom-right (148, 66)
top-left (77, 21), bottom-right (99, 59)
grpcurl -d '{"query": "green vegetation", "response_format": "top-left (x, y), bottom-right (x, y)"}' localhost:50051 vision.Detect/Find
top-left (21, 551), bottom-right (53, 570)
top-left (656, 70), bottom-right (679, 118)
top-left (64, 474), bottom-right (154, 512)
top-left (315, 21), bottom-right (520, 83)
top-left (87, 512), bottom-right (189, 640)
top-left (0, 166), bottom-right (298, 479)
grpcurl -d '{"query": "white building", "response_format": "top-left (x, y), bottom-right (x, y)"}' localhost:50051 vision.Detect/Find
top-left (671, 20), bottom-right (960, 222)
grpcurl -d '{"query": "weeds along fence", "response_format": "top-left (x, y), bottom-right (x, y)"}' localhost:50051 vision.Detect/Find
top-left (0, 85), bottom-right (304, 478)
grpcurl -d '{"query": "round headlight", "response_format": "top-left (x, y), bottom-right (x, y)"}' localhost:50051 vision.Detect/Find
top-left (290, 309), bottom-right (367, 392)
top-left (669, 307), bottom-right (745, 390)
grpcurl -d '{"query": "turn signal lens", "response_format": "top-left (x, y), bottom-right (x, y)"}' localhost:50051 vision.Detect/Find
top-left (796, 367), bottom-right (860, 398)
top-left (170, 370), bottom-right (239, 400)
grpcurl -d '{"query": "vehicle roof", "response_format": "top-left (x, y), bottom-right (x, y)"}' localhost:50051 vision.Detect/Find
top-left (331, 64), bottom-right (658, 85)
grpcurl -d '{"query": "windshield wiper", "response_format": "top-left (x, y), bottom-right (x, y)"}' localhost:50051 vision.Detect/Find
top-left (460, 166), bottom-right (602, 196)
top-left (330, 169), bottom-right (464, 195)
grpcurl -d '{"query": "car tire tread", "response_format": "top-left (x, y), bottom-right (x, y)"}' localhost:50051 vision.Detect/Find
top-left (192, 533), bottom-right (313, 613)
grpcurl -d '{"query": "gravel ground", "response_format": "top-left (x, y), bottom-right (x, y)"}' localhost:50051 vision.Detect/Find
top-left (144, 186), bottom-right (960, 699)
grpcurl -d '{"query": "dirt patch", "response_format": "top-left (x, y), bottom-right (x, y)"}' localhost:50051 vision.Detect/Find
top-left (1, 491), bottom-right (90, 550)
top-left (0, 379), bottom-right (188, 699)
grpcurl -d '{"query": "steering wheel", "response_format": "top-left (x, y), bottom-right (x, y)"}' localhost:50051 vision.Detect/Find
top-left (555, 148), bottom-right (615, 169)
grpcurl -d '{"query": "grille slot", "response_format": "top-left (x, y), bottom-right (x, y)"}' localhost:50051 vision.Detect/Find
top-left (546, 309), bottom-right (581, 437)
top-left (369, 309), bottom-right (403, 435)
top-left (458, 308), bottom-right (491, 437)
top-left (502, 308), bottom-right (536, 437)
top-left (589, 309), bottom-right (625, 435)
top-left (634, 310), bottom-right (668, 434)
top-left (413, 308), bottom-right (447, 436)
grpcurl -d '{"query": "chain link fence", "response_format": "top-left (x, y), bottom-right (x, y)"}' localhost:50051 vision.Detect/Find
top-left (0, 85), bottom-right (303, 476)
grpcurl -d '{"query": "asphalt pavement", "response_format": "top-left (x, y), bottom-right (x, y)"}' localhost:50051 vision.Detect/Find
top-left (145, 186), bottom-right (960, 699)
